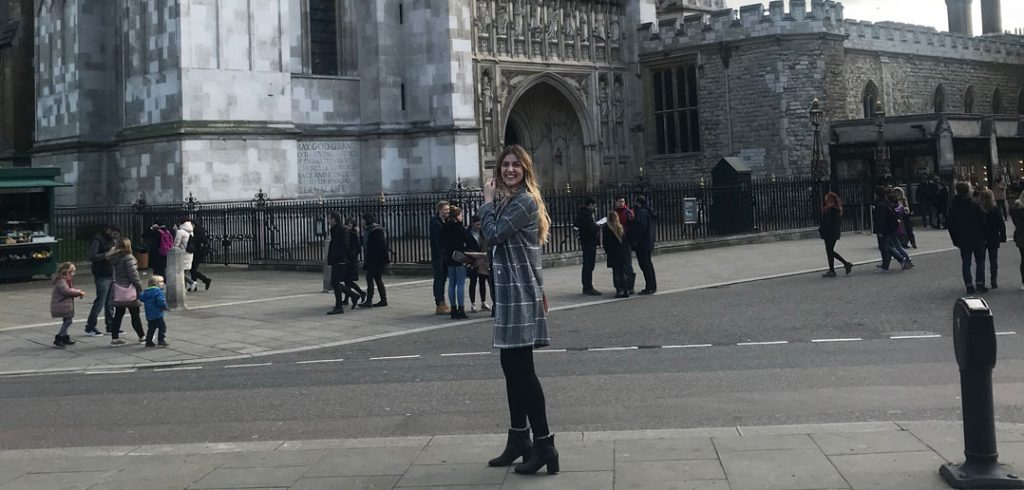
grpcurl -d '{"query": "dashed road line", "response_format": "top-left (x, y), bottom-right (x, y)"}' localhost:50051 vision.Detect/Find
top-left (663, 344), bottom-right (713, 349)
top-left (84, 369), bottom-right (137, 375)
top-left (224, 362), bottom-right (273, 369)
top-left (588, 346), bottom-right (639, 352)
top-left (370, 355), bottom-right (420, 361)
top-left (737, 341), bottom-right (789, 346)
top-left (295, 358), bottom-right (345, 364)
top-left (890, 334), bottom-right (942, 340)
top-left (153, 366), bottom-right (203, 372)
top-left (996, 331), bottom-right (1017, 336)
top-left (440, 352), bottom-right (490, 357)
top-left (535, 349), bottom-right (567, 353)
top-left (811, 338), bottom-right (863, 343)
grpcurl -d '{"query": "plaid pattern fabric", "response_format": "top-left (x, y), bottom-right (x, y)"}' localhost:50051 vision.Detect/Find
top-left (480, 189), bottom-right (550, 349)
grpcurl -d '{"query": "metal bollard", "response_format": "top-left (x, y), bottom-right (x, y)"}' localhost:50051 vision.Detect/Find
top-left (165, 247), bottom-right (188, 311)
top-left (939, 297), bottom-right (1023, 489)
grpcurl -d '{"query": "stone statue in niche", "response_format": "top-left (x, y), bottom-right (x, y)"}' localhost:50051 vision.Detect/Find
top-left (530, 0), bottom-right (543, 36)
top-left (598, 76), bottom-right (610, 149)
top-left (480, 70), bottom-right (494, 149)
top-left (563, 3), bottom-right (576, 40)
top-left (613, 76), bottom-right (625, 147)
top-left (578, 8), bottom-right (589, 43)
top-left (512, 0), bottom-right (525, 37)
top-left (594, 9), bottom-right (607, 42)
top-left (546, 2), bottom-right (562, 42)
top-left (476, 0), bottom-right (491, 32)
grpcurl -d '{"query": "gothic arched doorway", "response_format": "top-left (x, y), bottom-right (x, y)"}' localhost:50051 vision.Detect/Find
top-left (503, 82), bottom-right (588, 190)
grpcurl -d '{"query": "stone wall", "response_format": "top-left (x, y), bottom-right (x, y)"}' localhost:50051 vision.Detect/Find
top-left (0, 0), bottom-right (34, 164)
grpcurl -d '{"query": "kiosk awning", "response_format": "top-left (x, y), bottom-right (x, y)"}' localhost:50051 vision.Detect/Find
top-left (0, 179), bottom-right (72, 189)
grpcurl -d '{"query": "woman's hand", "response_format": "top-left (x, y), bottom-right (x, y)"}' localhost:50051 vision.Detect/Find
top-left (483, 178), bottom-right (496, 204)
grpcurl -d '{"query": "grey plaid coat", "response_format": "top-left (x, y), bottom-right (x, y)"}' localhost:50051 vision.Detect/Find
top-left (480, 188), bottom-right (550, 349)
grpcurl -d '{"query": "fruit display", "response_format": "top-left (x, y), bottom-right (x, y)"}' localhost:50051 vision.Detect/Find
top-left (0, 247), bottom-right (53, 263)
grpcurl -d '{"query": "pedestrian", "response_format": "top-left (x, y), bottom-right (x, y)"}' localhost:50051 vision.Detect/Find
top-left (481, 145), bottom-right (558, 475)
top-left (872, 186), bottom-right (903, 273)
top-left (602, 210), bottom-right (629, 297)
top-left (613, 195), bottom-right (636, 294)
top-left (934, 178), bottom-right (949, 229)
top-left (326, 211), bottom-right (356, 315)
top-left (993, 176), bottom-right (1008, 221)
top-left (947, 182), bottom-right (989, 294)
top-left (50, 262), bottom-right (86, 349)
top-left (979, 189), bottom-right (1006, 289)
top-left (886, 190), bottom-right (914, 268)
top-left (361, 212), bottom-right (390, 308)
top-left (1008, 193), bottom-right (1024, 290)
top-left (444, 206), bottom-right (470, 319)
top-left (173, 221), bottom-right (197, 291)
top-left (466, 215), bottom-right (491, 313)
top-left (632, 195), bottom-right (658, 295)
top-left (916, 178), bottom-right (936, 228)
top-left (139, 275), bottom-right (170, 347)
top-left (574, 197), bottom-right (601, 296)
top-left (892, 187), bottom-right (917, 249)
top-left (819, 192), bottom-right (853, 277)
top-left (189, 220), bottom-right (213, 290)
top-left (430, 201), bottom-right (451, 315)
top-left (83, 224), bottom-right (120, 336)
top-left (344, 217), bottom-right (367, 308)
top-left (143, 223), bottom-right (167, 276)
top-left (106, 238), bottom-right (145, 345)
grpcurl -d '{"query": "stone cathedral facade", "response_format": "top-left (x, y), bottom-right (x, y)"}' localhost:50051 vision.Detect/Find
top-left (3, 0), bottom-right (1022, 205)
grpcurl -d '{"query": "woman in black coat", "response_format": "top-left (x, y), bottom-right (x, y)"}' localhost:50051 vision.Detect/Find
top-left (979, 189), bottom-right (1007, 289)
top-left (819, 192), bottom-right (853, 277)
top-left (602, 211), bottom-right (630, 298)
top-left (344, 218), bottom-right (367, 308)
top-left (361, 213), bottom-right (390, 307)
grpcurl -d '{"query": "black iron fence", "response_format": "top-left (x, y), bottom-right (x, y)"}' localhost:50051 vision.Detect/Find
top-left (53, 176), bottom-right (954, 266)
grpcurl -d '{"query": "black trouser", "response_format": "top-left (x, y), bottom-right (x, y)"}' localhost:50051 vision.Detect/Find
top-left (112, 306), bottom-right (144, 340)
top-left (469, 273), bottom-right (489, 304)
top-left (624, 247), bottom-right (636, 290)
top-left (611, 264), bottom-right (627, 293)
top-left (824, 238), bottom-right (848, 272)
top-left (1018, 247), bottom-right (1024, 286)
top-left (500, 346), bottom-right (549, 437)
top-left (580, 243), bottom-right (596, 292)
top-left (190, 254), bottom-right (210, 285)
top-left (432, 258), bottom-right (446, 305)
top-left (151, 254), bottom-right (167, 277)
top-left (998, 200), bottom-right (1007, 221)
top-left (986, 244), bottom-right (999, 286)
top-left (934, 204), bottom-right (947, 228)
top-left (330, 264), bottom-right (356, 308)
top-left (145, 317), bottom-right (167, 343)
top-left (918, 201), bottom-right (932, 227)
top-left (366, 270), bottom-right (386, 301)
top-left (959, 245), bottom-right (986, 287)
top-left (635, 246), bottom-right (657, 291)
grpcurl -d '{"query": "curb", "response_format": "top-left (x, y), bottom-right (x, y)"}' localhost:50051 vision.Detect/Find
top-left (0, 246), bottom-right (960, 379)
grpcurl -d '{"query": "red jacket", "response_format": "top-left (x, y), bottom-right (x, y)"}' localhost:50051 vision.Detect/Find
top-left (615, 206), bottom-right (635, 234)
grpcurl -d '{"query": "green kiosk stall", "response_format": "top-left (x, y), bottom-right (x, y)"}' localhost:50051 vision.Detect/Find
top-left (0, 168), bottom-right (70, 281)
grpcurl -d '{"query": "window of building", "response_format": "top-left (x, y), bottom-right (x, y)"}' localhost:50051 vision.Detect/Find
top-left (964, 85), bottom-right (975, 113)
top-left (652, 66), bottom-right (700, 155)
top-left (934, 85), bottom-right (946, 113)
top-left (992, 88), bottom-right (1003, 114)
top-left (309, 0), bottom-right (339, 75)
top-left (862, 81), bottom-right (879, 119)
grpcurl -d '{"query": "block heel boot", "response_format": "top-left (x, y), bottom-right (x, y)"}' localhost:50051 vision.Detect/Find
top-left (487, 429), bottom-right (532, 467)
top-left (514, 434), bottom-right (559, 475)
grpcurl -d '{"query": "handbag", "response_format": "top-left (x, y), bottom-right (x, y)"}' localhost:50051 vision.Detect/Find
top-left (452, 250), bottom-right (472, 264)
top-left (113, 283), bottom-right (137, 303)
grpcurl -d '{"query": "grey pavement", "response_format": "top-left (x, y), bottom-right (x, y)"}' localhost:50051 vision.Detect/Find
top-left (1, 421), bottom-right (1023, 489)
top-left (0, 226), bottom-right (973, 376)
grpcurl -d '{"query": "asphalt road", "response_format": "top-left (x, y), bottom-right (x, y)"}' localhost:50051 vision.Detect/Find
top-left (3, 250), bottom-right (1024, 450)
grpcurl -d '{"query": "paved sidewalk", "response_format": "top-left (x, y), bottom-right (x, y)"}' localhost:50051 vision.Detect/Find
top-left (0, 227), bottom-right (967, 376)
top-left (1, 421), bottom-right (1022, 489)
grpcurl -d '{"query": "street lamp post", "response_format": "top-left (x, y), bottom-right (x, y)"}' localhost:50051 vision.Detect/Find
top-left (873, 100), bottom-right (891, 180)
top-left (809, 98), bottom-right (826, 182)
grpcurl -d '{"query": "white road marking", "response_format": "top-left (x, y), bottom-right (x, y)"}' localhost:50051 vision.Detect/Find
top-left (440, 352), bottom-right (491, 357)
top-left (890, 335), bottom-right (942, 340)
top-left (296, 358), bottom-right (345, 364)
top-left (588, 346), bottom-right (639, 352)
top-left (996, 331), bottom-right (1017, 336)
top-left (85, 369), bottom-right (137, 375)
top-left (370, 355), bottom-right (420, 361)
top-left (535, 349), bottom-right (567, 353)
top-left (224, 362), bottom-right (273, 369)
top-left (662, 344), bottom-right (713, 349)
top-left (153, 366), bottom-right (203, 372)
top-left (811, 338), bottom-right (863, 343)
top-left (737, 341), bottom-right (789, 346)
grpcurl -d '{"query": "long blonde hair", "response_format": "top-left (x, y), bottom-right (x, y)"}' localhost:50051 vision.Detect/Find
top-left (980, 188), bottom-right (997, 211)
top-left (607, 211), bottom-right (624, 242)
top-left (494, 145), bottom-right (551, 244)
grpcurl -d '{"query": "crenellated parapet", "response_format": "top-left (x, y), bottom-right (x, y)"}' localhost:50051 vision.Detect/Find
top-left (639, 0), bottom-right (1024, 65)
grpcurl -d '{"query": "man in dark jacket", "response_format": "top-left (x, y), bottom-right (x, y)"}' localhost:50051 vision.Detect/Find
top-left (613, 195), bottom-right (637, 294)
top-left (915, 179), bottom-right (936, 228)
top-left (947, 182), bottom-right (989, 293)
top-left (574, 197), bottom-right (601, 295)
top-left (871, 187), bottom-right (902, 272)
top-left (632, 196), bottom-right (658, 294)
top-left (933, 178), bottom-right (949, 229)
top-left (84, 225), bottom-right (120, 335)
top-left (430, 201), bottom-right (450, 315)
top-left (326, 212), bottom-right (353, 315)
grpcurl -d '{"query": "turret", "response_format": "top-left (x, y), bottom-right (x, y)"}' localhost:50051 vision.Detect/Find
top-left (981, 0), bottom-right (1002, 34)
top-left (946, 0), bottom-right (973, 36)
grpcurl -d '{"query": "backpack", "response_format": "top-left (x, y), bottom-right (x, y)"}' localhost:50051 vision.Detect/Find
top-left (157, 229), bottom-right (173, 257)
top-left (184, 234), bottom-right (196, 254)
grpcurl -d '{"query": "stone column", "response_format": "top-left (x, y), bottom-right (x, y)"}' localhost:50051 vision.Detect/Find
top-left (981, 0), bottom-right (1002, 35)
top-left (166, 248), bottom-right (188, 310)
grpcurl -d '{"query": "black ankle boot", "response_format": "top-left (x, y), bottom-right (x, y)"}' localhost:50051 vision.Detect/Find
top-left (53, 335), bottom-right (65, 349)
top-left (61, 335), bottom-right (76, 346)
top-left (514, 434), bottom-right (558, 474)
top-left (488, 429), bottom-right (532, 467)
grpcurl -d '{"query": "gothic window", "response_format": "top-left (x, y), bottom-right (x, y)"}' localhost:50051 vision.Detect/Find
top-left (934, 85), bottom-right (946, 113)
top-left (652, 65), bottom-right (700, 155)
top-left (862, 81), bottom-right (879, 119)
top-left (992, 88), bottom-right (1003, 114)
top-left (964, 85), bottom-right (975, 113)
top-left (309, 0), bottom-right (339, 75)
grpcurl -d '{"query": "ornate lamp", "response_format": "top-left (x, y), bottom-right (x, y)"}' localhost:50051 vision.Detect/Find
top-left (873, 100), bottom-right (891, 178)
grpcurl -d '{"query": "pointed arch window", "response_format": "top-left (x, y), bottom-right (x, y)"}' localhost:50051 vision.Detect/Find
top-left (863, 81), bottom-right (879, 119)
top-left (964, 86), bottom-right (975, 114)
top-left (934, 85), bottom-right (946, 113)
top-left (992, 88), bottom-right (1004, 114)
top-left (307, 0), bottom-right (357, 76)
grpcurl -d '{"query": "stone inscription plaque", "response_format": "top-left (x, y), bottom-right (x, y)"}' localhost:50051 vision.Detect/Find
top-left (298, 141), bottom-right (360, 197)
